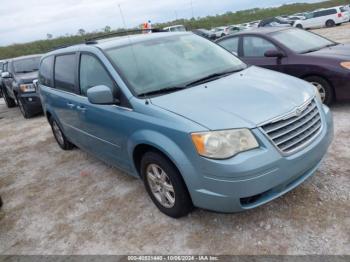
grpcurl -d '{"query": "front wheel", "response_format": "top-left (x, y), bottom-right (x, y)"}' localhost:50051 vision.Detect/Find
top-left (141, 151), bottom-right (193, 218)
top-left (304, 76), bottom-right (334, 105)
top-left (296, 24), bottom-right (303, 29)
top-left (2, 87), bottom-right (16, 108)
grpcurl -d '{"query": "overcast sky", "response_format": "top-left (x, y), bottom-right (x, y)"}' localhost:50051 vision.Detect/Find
top-left (0, 0), bottom-right (322, 46)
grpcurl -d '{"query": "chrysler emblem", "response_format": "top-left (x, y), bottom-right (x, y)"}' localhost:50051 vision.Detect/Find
top-left (295, 108), bottom-right (302, 116)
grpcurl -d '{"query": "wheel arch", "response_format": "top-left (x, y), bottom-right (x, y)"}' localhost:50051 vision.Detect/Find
top-left (127, 130), bottom-right (198, 194)
top-left (301, 73), bottom-right (335, 98)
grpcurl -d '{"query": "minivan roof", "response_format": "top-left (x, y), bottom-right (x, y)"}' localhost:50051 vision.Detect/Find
top-left (45, 32), bottom-right (192, 56)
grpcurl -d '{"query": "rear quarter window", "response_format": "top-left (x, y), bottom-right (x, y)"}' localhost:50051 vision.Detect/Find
top-left (218, 37), bottom-right (239, 55)
top-left (54, 54), bottom-right (76, 93)
top-left (39, 56), bottom-right (54, 87)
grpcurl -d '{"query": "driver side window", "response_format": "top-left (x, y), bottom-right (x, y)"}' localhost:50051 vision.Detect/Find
top-left (243, 36), bottom-right (277, 57)
top-left (79, 54), bottom-right (115, 96)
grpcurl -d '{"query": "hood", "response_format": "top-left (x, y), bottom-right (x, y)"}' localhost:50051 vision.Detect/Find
top-left (15, 71), bottom-right (38, 84)
top-left (150, 66), bottom-right (314, 130)
top-left (307, 44), bottom-right (350, 59)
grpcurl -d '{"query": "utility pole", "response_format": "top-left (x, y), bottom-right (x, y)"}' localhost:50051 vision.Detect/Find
top-left (190, 0), bottom-right (194, 19)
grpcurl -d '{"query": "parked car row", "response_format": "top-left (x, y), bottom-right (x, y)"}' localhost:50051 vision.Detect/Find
top-left (207, 5), bottom-right (350, 38)
top-left (0, 54), bottom-right (43, 118)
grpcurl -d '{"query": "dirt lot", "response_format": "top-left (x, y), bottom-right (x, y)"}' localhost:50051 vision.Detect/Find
top-left (0, 25), bottom-right (350, 255)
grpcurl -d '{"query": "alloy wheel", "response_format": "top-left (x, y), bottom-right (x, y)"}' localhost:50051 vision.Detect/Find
top-left (311, 81), bottom-right (326, 102)
top-left (52, 121), bottom-right (64, 146)
top-left (146, 163), bottom-right (175, 208)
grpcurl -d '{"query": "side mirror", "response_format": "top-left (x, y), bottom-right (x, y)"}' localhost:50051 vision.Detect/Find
top-left (87, 85), bottom-right (116, 105)
top-left (33, 79), bottom-right (39, 89)
top-left (1, 72), bottom-right (11, 78)
top-left (264, 49), bottom-right (285, 58)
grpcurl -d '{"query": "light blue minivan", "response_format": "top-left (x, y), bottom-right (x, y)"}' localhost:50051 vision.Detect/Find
top-left (38, 32), bottom-right (333, 218)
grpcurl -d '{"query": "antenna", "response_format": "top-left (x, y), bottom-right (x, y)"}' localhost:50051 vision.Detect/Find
top-left (118, 4), bottom-right (128, 29)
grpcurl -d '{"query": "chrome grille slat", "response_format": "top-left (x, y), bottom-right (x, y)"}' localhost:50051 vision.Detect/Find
top-left (263, 102), bottom-right (317, 133)
top-left (269, 109), bottom-right (319, 140)
top-left (274, 115), bottom-right (321, 146)
top-left (261, 99), bottom-right (322, 154)
top-left (280, 121), bottom-right (321, 151)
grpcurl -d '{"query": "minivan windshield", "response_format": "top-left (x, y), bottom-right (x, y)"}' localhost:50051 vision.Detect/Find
top-left (271, 28), bottom-right (335, 54)
top-left (105, 34), bottom-right (246, 96)
top-left (13, 56), bottom-right (41, 73)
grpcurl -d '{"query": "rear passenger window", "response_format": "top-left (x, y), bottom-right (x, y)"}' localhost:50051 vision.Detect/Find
top-left (218, 37), bottom-right (239, 55)
top-left (54, 54), bottom-right (76, 93)
top-left (315, 9), bottom-right (336, 17)
top-left (39, 56), bottom-right (54, 87)
top-left (79, 54), bottom-right (115, 96)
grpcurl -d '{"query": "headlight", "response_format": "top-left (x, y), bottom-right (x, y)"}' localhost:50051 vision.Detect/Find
top-left (20, 84), bottom-right (35, 93)
top-left (340, 61), bottom-right (350, 70)
top-left (191, 129), bottom-right (259, 159)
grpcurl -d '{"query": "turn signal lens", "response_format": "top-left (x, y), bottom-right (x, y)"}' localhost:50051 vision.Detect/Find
top-left (340, 62), bottom-right (350, 69)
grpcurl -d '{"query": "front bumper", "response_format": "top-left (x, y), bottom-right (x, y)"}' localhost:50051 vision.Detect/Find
top-left (188, 104), bottom-right (333, 212)
top-left (18, 92), bottom-right (43, 115)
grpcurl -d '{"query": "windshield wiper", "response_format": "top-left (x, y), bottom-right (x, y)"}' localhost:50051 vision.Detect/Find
top-left (325, 43), bottom-right (338, 48)
top-left (184, 68), bottom-right (243, 87)
top-left (138, 86), bottom-right (187, 97)
top-left (16, 69), bottom-right (37, 73)
top-left (301, 43), bottom-right (338, 54)
top-left (300, 48), bottom-right (322, 54)
top-left (137, 68), bottom-right (243, 97)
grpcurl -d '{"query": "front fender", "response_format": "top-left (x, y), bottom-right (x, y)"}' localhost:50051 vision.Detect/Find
top-left (127, 129), bottom-right (201, 194)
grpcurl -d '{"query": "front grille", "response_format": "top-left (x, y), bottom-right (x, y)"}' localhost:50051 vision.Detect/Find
top-left (261, 99), bottom-right (322, 154)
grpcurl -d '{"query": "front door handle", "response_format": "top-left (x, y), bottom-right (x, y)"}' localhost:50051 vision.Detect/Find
top-left (67, 102), bottom-right (75, 109)
top-left (76, 105), bottom-right (87, 113)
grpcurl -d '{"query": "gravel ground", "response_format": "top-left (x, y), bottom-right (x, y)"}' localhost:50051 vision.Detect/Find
top-left (0, 25), bottom-right (350, 255)
top-left (312, 22), bottom-right (350, 44)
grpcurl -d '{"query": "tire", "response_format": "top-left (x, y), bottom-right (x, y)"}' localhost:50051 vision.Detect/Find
top-left (2, 87), bottom-right (16, 108)
top-left (304, 76), bottom-right (334, 105)
top-left (49, 116), bottom-right (74, 150)
top-left (326, 20), bottom-right (335, 27)
top-left (141, 151), bottom-right (193, 218)
top-left (296, 24), bottom-right (303, 29)
top-left (16, 96), bottom-right (31, 119)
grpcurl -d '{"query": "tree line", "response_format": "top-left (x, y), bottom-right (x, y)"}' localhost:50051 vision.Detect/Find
top-left (0, 0), bottom-right (348, 59)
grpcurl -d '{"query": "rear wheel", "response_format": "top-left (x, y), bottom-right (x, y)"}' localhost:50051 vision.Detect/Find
top-left (2, 87), bottom-right (16, 108)
top-left (141, 151), bottom-right (193, 218)
top-left (49, 117), bottom-right (74, 150)
top-left (296, 24), bottom-right (303, 29)
top-left (326, 20), bottom-right (335, 27)
top-left (304, 76), bottom-right (334, 105)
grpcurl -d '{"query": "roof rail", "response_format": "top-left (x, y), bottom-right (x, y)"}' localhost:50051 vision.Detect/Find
top-left (49, 43), bottom-right (82, 52)
top-left (85, 28), bottom-right (165, 43)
